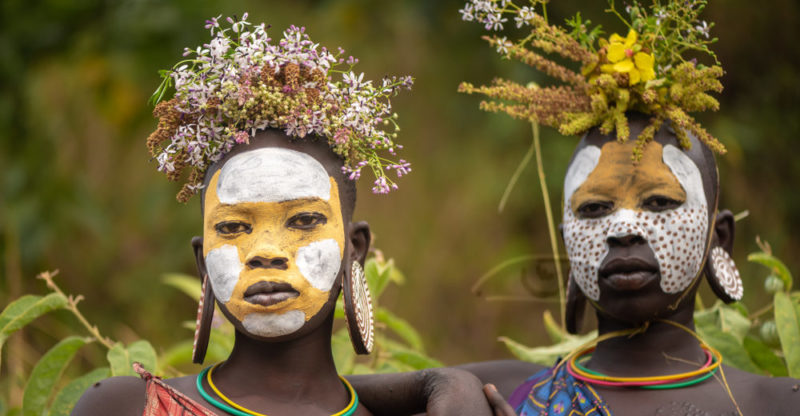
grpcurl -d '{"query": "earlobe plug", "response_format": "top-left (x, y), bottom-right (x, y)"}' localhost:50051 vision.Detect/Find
top-left (705, 246), bottom-right (743, 302)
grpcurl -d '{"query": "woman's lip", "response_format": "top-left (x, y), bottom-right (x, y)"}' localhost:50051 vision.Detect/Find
top-left (601, 270), bottom-right (659, 291)
top-left (243, 281), bottom-right (295, 297)
top-left (243, 281), bottom-right (299, 306)
top-left (244, 291), bottom-right (299, 307)
top-left (599, 256), bottom-right (658, 277)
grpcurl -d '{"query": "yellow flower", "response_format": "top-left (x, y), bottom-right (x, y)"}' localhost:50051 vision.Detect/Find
top-left (600, 29), bottom-right (656, 85)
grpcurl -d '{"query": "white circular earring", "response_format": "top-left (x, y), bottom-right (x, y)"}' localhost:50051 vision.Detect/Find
top-left (707, 246), bottom-right (743, 302)
top-left (343, 261), bottom-right (374, 354)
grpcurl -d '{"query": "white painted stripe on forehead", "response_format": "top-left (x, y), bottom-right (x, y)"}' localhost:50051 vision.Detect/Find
top-left (217, 148), bottom-right (331, 204)
top-left (563, 145), bottom-right (601, 205)
top-left (662, 145), bottom-right (706, 205)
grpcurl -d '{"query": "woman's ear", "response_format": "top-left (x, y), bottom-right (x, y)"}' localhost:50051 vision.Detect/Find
top-left (703, 209), bottom-right (743, 302)
top-left (714, 209), bottom-right (735, 254)
top-left (348, 221), bottom-right (371, 265)
top-left (192, 236), bottom-right (207, 277)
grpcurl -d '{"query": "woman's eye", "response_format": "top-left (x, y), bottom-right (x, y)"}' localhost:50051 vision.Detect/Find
top-left (287, 212), bottom-right (327, 229)
top-left (642, 195), bottom-right (682, 212)
top-left (215, 222), bottom-right (251, 235)
top-left (577, 201), bottom-right (613, 218)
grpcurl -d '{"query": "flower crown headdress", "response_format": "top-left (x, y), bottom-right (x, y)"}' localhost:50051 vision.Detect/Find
top-left (458, 0), bottom-right (725, 160)
top-left (147, 14), bottom-right (413, 202)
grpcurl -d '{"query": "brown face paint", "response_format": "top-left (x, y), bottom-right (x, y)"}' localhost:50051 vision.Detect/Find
top-left (563, 141), bottom-right (708, 300)
top-left (202, 148), bottom-right (345, 338)
top-left (570, 141), bottom-right (686, 214)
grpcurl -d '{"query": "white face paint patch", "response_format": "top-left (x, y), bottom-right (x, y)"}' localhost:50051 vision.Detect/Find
top-left (563, 146), bottom-right (601, 206)
top-left (242, 310), bottom-right (306, 337)
top-left (295, 239), bottom-right (342, 291)
top-left (202, 145), bottom-right (346, 340)
top-left (216, 147), bottom-right (331, 204)
top-left (205, 244), bottom-right (242, 303)
top-left (562, 144), bottom-right (708, 301)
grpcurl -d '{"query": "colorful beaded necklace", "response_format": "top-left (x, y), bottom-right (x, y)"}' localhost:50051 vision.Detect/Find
top-left (196, 363), bottom-right (359, 416)
top-left (566, 345), bottom-right (721, 389)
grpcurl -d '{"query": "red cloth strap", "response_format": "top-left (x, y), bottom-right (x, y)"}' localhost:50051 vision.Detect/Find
top-left (134, 363), bottom-right (217, 416)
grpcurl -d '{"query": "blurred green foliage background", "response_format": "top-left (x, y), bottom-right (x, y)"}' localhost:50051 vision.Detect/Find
top-left (1, 0), bottom-right (799, 400)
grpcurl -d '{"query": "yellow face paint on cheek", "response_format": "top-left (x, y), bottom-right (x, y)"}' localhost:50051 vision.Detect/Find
top-left (203, 168), bottom-right (346, 336)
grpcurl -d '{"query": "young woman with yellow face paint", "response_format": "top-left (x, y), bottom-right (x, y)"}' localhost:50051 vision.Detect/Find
top-left (73, 130), bottom-right (499, 416)
top-left (73, 130), bottom-right (375, 416)
top-left (73, 15), bottom-right (502, 416)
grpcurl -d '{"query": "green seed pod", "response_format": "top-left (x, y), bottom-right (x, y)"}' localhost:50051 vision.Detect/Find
top-left (764, 275), bottom-right (785, 293)
top-left (760, 320), bottom-right (780, 347)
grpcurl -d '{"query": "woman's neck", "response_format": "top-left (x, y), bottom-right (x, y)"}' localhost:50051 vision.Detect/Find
top-left (587, 305), bottom-right (706, 377)
top-left (207, 314), bottom-right (347, 411)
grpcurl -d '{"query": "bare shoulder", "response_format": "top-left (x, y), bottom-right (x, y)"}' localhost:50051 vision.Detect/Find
top-left (751, 373), bottom-right (800, 414)
top-left (725, 366), bottom-right (800, 415)
top-left (455, 360), bottom-right (546, 398)
top-left (71, 376), bottom-right (146, 416)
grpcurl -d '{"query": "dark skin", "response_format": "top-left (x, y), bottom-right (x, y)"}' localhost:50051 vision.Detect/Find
top-left (456, 119), bottom-right (800, 415)
top-left (72, 131), bottom-right (372, 416)
top-left (72, 130), bottom-right (497, 416)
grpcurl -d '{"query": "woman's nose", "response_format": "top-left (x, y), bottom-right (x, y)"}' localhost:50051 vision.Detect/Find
top-left (607, 233), bottom-right (646, 247)
top-left (246, 255), bottom-right (289, 270)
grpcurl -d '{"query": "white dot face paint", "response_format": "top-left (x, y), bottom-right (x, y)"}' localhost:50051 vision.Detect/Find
top-left (562, 143), bottom-right (709, 301)
top-left (216, 147), bottom-right (331, 204)
top-left (242, 310), bottom-right (306, 337)
top-left (201, 146), bottom-right (346, 339)
top-left (205, 244), bottom-right (242, 303)
top-left (295, 239), bottom-right (342, 291)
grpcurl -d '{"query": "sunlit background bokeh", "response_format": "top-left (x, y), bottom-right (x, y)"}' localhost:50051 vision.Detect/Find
top-left (1, 0), bottom-right (799, 390)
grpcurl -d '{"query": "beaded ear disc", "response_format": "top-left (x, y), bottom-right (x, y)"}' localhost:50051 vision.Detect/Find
top-left (704, 246), bottom-right (743, 303)
top-left (343, 261), bottom-right (374, 354)
top-left (192, 275), bottom-right (216, 364)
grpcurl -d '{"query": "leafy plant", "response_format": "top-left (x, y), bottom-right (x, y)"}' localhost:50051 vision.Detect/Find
top-left (0, 271), bottom-right (158, 416)
top-left (0, 251), bottom-right (438, 415)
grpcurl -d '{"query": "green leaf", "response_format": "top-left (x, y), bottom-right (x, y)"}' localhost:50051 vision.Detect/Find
top-left (387, 347), bottom-right (443, 370)
top-left (107, 343), bottom-right (134, 376)
top-left (694, 301), bottom-right (751, 343)
top-left (48, 367), bottom-right (110, 416)
top-left (543, 310), bottom-right (568, 343)
top-left (499, 332), bottom-right (596, 366)
top-left (350, 363), bottom-right (375, 375)
top-left (159, 340), bottom-right (194, 369)
top-left (375, 361), bottom-right (414, 373)
top-left (22, 336), bottom-right (89, 416)
top-left (374, 308), bottom-right (423, 351)
top-left (364, 258), bottom-right (387, 299)
top-left (749, 252), bottom-right (793, 291)
top-left (333, 300), bottom-right (345, 320)
top-left (331, 329), bottom-right (355, 375)
top-left (773, 292), bottom-right (800, 377)
top-left (127, 340), bottom-right (157, 373)
top-left (163, 273), bottom-right (202, 301)
top-left (695, 325), bottom-right (760, 373)
top-left (0, 294), bottom-right (69, 350)
top-left (743, 336), bottom-right (788, 377)
top-left (205, 328), bottom-right (234, 363)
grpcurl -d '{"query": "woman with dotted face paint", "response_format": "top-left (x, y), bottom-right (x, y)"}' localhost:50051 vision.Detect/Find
top-left (400, 2), bottom-right (800, 414)
top-left (394, 117), bottom-right (799, 416)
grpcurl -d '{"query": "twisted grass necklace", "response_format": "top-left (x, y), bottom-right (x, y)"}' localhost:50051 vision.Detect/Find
top-left (196, 363), bottom-right (359, 416)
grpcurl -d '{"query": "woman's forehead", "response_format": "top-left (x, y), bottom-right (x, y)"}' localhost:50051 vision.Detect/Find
top-left (214, 147), bottom-right (332, 204)
top-left (565, 141), bottom-right (705, 205)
